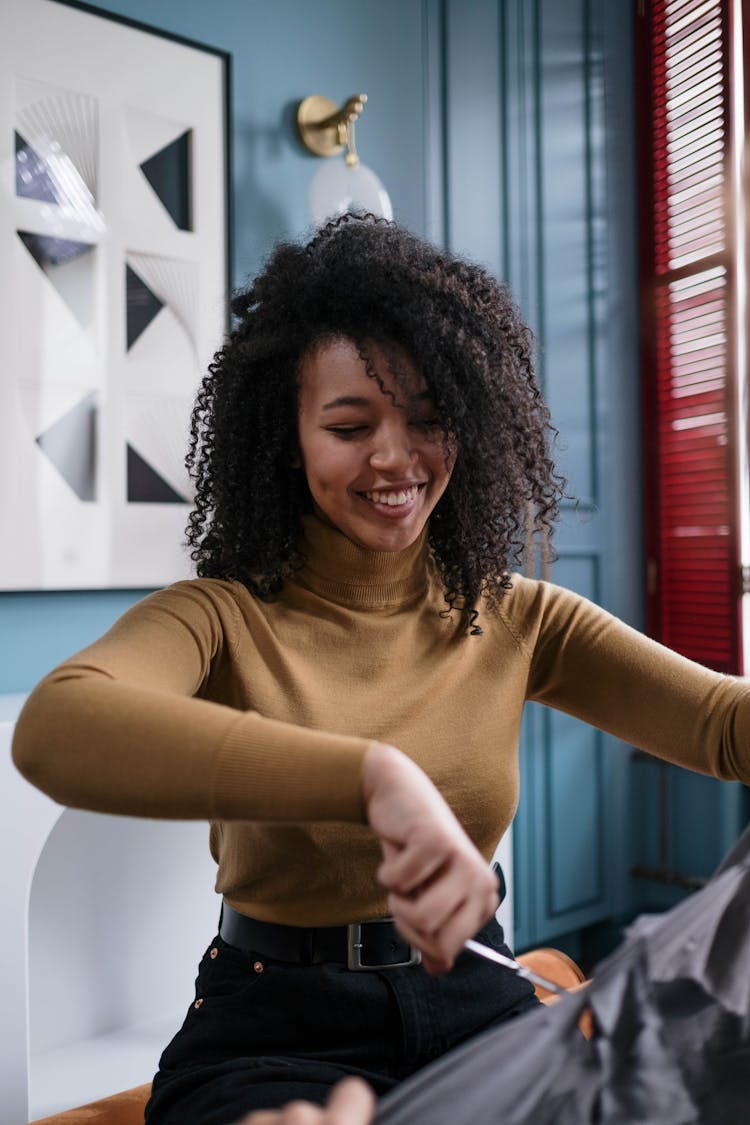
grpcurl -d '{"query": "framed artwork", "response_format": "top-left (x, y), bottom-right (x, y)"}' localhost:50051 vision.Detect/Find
top-left (0, 0), bottom-right (231, 588)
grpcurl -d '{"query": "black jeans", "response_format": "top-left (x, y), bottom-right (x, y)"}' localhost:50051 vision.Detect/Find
top-left (145, 916), bottom-right (539, 1125)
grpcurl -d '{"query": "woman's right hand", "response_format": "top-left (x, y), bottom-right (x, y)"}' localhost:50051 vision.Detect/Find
top-left (362, 742), bottom-right (499, 974)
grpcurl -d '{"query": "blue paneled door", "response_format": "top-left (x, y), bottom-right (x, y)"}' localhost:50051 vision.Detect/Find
top-left (437, 0), bottom-right (639, 949)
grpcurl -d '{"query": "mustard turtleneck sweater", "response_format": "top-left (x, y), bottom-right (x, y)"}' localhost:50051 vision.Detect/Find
top-left (12, 515), bottom-right (750, 925)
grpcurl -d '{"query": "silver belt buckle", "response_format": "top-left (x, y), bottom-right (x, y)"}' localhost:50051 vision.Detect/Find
top-left (346, 920), bottom-right (422, 971)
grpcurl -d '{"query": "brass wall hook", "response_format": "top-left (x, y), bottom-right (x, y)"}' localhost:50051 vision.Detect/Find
top-left (296, 94), bottom-right (368, 159)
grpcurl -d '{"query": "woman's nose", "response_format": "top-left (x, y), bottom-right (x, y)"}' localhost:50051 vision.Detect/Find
top-left (369, 421), bottom-right (416, 470)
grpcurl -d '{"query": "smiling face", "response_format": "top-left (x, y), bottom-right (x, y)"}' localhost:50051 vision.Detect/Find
top-left (297, 337), bottom-right (455, 552)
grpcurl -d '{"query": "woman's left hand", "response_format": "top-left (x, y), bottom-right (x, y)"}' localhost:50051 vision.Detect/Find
top-left (235, 1077), bottom-right (375, 1124)
top-left (363, 742), bottom-right (500, 973)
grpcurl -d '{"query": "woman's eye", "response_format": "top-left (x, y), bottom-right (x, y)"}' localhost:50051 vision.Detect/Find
top-left (410, 418), bottom-right (442, 432)
top-left (327, 426), bottom-right (367, 439)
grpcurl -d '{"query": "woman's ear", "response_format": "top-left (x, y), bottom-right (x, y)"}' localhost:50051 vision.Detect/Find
top-left (289, 450), bottom-right (302, 469)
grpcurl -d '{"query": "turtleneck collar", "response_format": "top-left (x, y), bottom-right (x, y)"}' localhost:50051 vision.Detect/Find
top-left (294, 513), bottom-right (431, 608)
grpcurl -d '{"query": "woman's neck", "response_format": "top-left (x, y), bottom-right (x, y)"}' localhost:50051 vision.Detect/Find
top-left (293, 512), bottom-right (431, 609)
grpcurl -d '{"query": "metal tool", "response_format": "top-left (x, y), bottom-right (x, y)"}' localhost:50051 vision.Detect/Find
top-left (463, 938), bottom-right (566, 994)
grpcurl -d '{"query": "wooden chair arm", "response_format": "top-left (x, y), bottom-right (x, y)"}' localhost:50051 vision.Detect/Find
top-left (27, 1082), bottom-right (152, 1125)
top-left (516, 946), bottom-right (592, 1038)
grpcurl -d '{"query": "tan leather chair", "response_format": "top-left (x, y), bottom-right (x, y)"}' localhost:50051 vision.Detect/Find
top-left (27, 948), bottom-right (588, 1124)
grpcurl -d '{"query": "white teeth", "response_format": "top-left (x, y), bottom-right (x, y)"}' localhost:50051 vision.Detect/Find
top-left (364, 486), bottom-right (419, 506)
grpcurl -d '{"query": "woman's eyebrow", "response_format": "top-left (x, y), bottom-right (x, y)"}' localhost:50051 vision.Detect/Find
top-left (321, 390), bottom-right (433, 411)
top-left (321, 395), bottom-right (372, 411)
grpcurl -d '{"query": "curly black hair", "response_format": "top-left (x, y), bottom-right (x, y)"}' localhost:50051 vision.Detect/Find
top-left (186, 213), bottom-right (564, 634)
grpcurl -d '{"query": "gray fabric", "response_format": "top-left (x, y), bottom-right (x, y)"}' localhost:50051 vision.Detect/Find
top-left (375, 823), bottom-right (750, 1124)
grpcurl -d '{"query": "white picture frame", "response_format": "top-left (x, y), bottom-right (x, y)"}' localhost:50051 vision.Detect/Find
top-left (0, 0), bottom-right (230, 588)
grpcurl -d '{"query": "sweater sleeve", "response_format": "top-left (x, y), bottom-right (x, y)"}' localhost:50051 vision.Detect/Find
top-left (11, 581), bottom-right (370, 823)
top-left (503, 576), bottom-right (750, 785)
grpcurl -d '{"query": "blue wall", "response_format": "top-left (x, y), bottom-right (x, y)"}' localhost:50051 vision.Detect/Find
top-left (440, 0), bottom-right (642, 945)
top-left (0, 0), bottom-right (437, 691)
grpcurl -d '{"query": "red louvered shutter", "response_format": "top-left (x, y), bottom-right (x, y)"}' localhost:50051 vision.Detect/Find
top-left (637, 0), bottom-right (742, 674)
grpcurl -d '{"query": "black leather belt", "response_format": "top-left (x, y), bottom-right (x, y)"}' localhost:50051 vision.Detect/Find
top-left (219, 901), bottom-right (421, 971)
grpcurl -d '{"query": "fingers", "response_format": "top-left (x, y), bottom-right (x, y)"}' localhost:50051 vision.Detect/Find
top-left (324, 1077), bottom-right (376, 1123)
top-left (389, 909), bottom-right (454, 974)
top-left (377, 841), bottom-right (445, 897)
top-left (382, 827), bottom-right (498, 910)
top-left (388, 870), bottom-right (484, 937)
top-left (272, 1105), bottom-right (319, 1125)
top-left (235, 1078), bottom-right (375, 1125)
top-left (389, 893), bottom-right (484, 973)
top-left (386, 858), bottom-right (499, 972)
top-left (236, 1105), bottom-right (319, 1125)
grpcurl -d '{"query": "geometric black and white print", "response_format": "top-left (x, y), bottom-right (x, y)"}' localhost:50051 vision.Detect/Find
top-left (126, 263), bottom-right (165, 350)
top-left (140, 129), bottom-right (192, 231)
top-left (125, 392), bottom-right (193, 505)
top-left (18, 232), bottom-right (96, 329)
top-left (126, 442), bottom-right (186, 503)
top-left (36, 391), bottom-right (97, 502)
top-left (2, 0), bottom-right (227, 589)
top-left (15, 131), bottom-right (58, 204)
top-left (125, 105), bottom-right (193, 227)
top-left (15, 77), bottom-right (99, 204)
top-left (17, 230), bottom-right (92, 269)
top-left (126, 252), bottom-right (200, 357)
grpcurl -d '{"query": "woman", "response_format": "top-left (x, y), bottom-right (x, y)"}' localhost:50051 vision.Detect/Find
top-left (13, 215), bottom-right (750, 1125)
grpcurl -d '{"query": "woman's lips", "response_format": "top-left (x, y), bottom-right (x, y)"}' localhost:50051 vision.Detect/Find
top-left (356, 483), bottom-right (426, 517)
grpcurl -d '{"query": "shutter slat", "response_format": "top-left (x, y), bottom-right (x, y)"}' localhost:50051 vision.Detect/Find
top-left (639, 0), bottom-right (740, 674)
